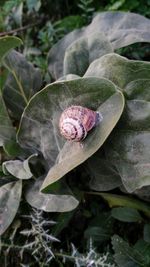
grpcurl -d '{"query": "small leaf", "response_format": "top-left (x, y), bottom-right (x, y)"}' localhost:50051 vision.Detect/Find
top-left (0, 180), bottom-right (22, 235)
top-left (3, 50), bottom-right (42, 119)
top-left (84, 226), bottom-right (111, 243)
top-left (95, 192), bottom-right (150, 218)
top-left (111, 207), bottom-right (142, 222)
top-left (25, 176), bottom-right (79, 212)
top-left (12, 2), bottom-right (23, 26)
top-left (2, 154), bottom-right (37, 180)
top-left (0, 36), bottom-right (22, 62)
top-left (26, 0), bottom-right (41, 12)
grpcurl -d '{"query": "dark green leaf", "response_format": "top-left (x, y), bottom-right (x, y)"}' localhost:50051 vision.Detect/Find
top-left (0, 36), bottom-right (22, 62)
top-left (111, 207), bottom-right (142, 222)
top-left (112, 235), bottom-right (146, 267)
top-left (3, 50), bottom-right (42, 119)
top-left (134, 239), bottom-right (150, 265)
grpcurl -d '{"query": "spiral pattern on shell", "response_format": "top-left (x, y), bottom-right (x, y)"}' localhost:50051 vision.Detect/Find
top-left (59, 105), bottom-right (101, 142)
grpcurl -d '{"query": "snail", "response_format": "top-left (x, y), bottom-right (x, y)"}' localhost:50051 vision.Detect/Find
top-left (59, 105), bottom-right (102, 142)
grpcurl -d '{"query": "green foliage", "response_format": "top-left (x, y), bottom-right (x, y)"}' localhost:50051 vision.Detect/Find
top-left (112, 235), bottom-right (150, 267)
top-left (0, 7), bottom-right (150, 267)
top-left (78, 0), bottom-right (95, 23)
top-left (106, 0), bottom-right (150, 17)
top-left (48, 12), bottom-right (150, 79)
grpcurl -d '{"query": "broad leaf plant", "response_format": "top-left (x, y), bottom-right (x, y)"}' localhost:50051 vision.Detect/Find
top-left (0, 12), bottom-right (150, 236)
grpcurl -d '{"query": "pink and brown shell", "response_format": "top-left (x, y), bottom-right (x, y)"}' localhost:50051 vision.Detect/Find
top-left (59, 105), bottom-right (102, 142)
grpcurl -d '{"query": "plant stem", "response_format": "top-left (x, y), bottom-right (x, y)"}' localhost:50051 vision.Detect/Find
top-left (0, 22), bottom-right (40, 37)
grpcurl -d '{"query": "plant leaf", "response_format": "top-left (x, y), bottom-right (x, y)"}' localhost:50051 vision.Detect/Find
top-left (84, 53), bottom-right (150, 89)
top-left (25, 176), bottom-right (79, 212)
top-left (0, 36), bottom-right (22, 62)
top-left (0, 37), bottom-right (22, 148)
top-left (85, 54), bottom-right (150, 193)
top-left (63, 32), bottom-right (113, 76)
top-left (17, 77), bottom-right (124, 191)
top-left (2, 154), bottom-right (37, 180)
top-left (111, 207), bottom-right (142, 222)
top-left (96, 192), bottom-right (150, 218)
top-left (3, 50), bottom-right (42, 119)
top-left (0, 180), bottom-right (22, 235)
top-left (86, 152), bottom-right (121, 191)
top-left (48, 12), bottom-right (150, 79)
top-left (112, 235), bottom-right (146, 267)
top-left (134, 239), bottom-right (150, 266)
top-left (0, 90), bottom-right (16, 147)
top-left (41, 91), bottom-right (124, 192)
top-left (105, 79), bottom-right (150, 192)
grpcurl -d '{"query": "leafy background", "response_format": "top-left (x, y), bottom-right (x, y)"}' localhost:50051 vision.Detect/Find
top-left (0, 1), bottom-right (150, 267)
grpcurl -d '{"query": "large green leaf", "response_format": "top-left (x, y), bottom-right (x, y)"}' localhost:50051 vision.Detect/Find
top-left (63, 33), bottom-right (113, 76)
top-left (0, 36), bottom-right (22, 62)
top-left (0, 37), bottom-right (22, 148)
top-left (3, 50), bottom-right (42, 119)
top-left (48, 12), bottom-right (150, 79)
top-left (16, 77), bottom-right (124, 191)
top-left (0, 180), bottom-right (22, 235)
top-left (25, 176), bottom-right (79, 212)
top-left (85, 54), bottom-right (150, 193)
top-left (105, 80), bottom-right (150, 192)
top-left (84, 53), bottom-right (150, 89)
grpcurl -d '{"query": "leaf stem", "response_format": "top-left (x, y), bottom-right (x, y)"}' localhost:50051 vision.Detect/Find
top-left (12, 70), bottom-right (28, 104)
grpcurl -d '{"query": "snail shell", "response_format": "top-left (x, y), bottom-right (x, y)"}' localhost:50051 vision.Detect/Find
top-left (59, 105), bottom-right (101, 142)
